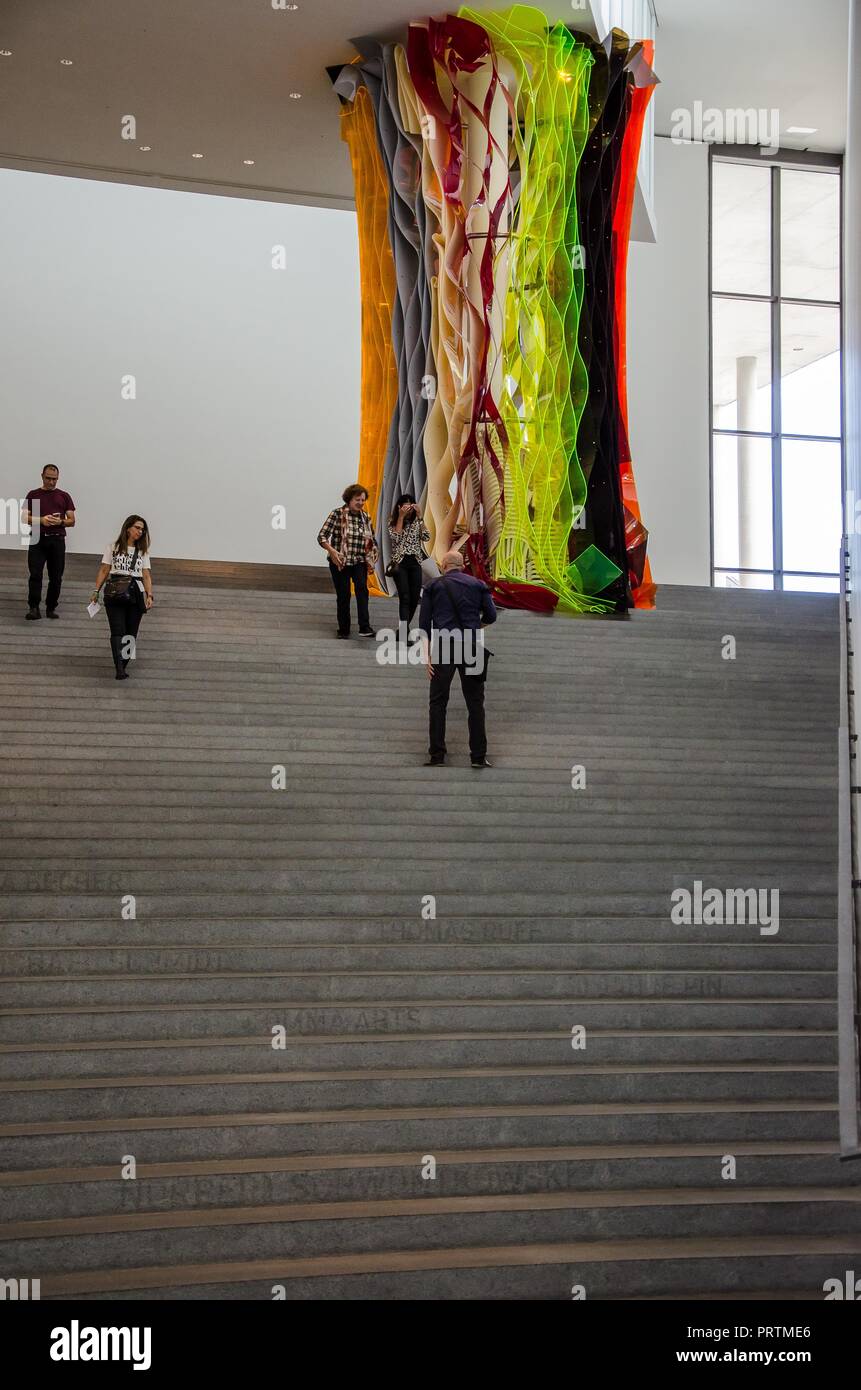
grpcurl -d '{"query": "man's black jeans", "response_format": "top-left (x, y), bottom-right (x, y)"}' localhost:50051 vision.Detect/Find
top-left (328, 561), bottom-right (370, 635)
top-left (27, 536), bottom-right (66, 611)
top-left (428, 661), bottom-right (488, 761)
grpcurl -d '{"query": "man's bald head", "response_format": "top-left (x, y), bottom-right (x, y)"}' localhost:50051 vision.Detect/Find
top-left (441, 550), bottom-right (465, 573)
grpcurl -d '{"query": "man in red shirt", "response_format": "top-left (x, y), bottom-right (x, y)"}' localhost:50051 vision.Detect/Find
top-left (23, 465), bottom-right (76, 620)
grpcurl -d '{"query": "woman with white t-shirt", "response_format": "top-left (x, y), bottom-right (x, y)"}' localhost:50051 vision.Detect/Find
top-left (91, 516), bottom-right (153, 680)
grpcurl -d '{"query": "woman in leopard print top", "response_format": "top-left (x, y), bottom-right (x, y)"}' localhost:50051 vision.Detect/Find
top-left (388, 493), bottom-right (430, 635)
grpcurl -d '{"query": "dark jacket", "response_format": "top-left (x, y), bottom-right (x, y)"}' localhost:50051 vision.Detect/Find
top-left (418, 570), bottom-right (497, 637)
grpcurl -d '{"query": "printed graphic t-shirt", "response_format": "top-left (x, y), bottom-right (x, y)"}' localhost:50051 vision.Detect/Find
top-left (102, 545), bottom-right (151, 592)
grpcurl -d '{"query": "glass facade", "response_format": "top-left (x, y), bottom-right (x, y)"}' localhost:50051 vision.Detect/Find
top-left (710, 153), bottom-right (842, 593)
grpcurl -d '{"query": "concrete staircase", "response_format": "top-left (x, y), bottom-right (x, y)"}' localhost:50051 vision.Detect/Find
top-left (0, 552), bottom-right (858, 1299)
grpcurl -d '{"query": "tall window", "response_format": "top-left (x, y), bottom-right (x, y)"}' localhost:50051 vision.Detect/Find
top-left (710, 151), bottom-right (843, 592)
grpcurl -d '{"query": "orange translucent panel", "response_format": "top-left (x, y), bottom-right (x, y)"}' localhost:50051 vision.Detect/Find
top-left (340, 83), bottom-right (398, 596)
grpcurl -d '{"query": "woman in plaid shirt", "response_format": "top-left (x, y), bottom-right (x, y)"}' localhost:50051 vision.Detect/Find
top-left (317, 484), bottom-right (378, 639)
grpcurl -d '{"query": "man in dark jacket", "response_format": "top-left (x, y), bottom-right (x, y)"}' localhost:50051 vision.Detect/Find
top-left (418, 550), bottom-right (496, 768)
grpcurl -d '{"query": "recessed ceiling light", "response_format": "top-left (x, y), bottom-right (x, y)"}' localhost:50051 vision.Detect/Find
top-left (139, 145), bottom-right (151, 152)
top-left (785, 125), bottom-right (818, 135)
top-left (60, 58), bottom-right (74, 65)
top-left (0, 50), bottom-right (12, 57)
top-left (192, 152), bottom-right (204, 158)
top-left (289, 92), bottom-right (302, 99)
top-left (243, 159), bottom-right (255, 165)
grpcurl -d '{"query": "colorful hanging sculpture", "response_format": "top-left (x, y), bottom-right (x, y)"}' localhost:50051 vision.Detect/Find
top-left (330, 5), bottom-right (658, 613)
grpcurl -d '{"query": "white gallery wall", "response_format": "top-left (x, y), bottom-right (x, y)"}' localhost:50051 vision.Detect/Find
top-left (0, 169), bottom-right (360, 566)
top-left (626, 137), bottom-right (712, 587)
top-left (1, 149), bottom-right (711, 585)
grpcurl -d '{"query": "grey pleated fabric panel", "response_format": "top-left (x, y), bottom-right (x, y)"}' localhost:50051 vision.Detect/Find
top-left (348, 38), bottom-right (433, 583)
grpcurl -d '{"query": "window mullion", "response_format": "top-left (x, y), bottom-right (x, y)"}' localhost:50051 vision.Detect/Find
top-left (772, 163), bottom-right (783, 590)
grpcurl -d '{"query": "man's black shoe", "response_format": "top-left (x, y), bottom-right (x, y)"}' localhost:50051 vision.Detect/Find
top-left (46, 609), bottom-right (59, 619)
top-left (424, 756), bottom-right (446, 767)
top-left (358, 628), bottom-right (376, 638)
top-left (25, 607), bottom-right (41, 621)
top-left (336, 631), bottom-right (350, 639)
top-left (471, 757), bottom-right (493, 769)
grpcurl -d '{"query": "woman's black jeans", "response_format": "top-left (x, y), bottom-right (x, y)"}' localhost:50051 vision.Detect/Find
top-left (328, 561), bottom-right (370, 635)
top-left (392, 555), bottom-right (422, 629)
top-left (105, 595), bottom-right (144, 673)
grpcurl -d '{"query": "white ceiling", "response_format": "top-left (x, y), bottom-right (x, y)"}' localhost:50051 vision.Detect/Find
top-left (0, 0), bottom-right (850, 207)
top-left (653, 0), bottom-right (849, 155)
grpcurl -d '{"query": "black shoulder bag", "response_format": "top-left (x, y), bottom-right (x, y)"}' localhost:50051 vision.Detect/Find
top-left (104, 546), bottom-right (141, 603)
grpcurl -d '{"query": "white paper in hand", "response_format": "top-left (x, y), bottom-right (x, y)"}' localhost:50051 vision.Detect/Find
top-left (87, 601), bottom-right (101, 618)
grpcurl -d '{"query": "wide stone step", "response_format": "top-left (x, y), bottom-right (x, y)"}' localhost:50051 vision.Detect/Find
top-left (13, 1236), bottom-right (861, 1302)
top-left (0, 729), bottom-right (837, 762)
top-left (59, 1245), bottom-right (856, 1295)
top-left (0, 703), bottom-right (836, 737)
top-left (0, 751), bottom-right (837, 780)
top-left (0, 838), bottom-right (837, 867)
top-left (0, 1064), bottom-right (838, 1123)
top-left (1, 603), bottom-right (835, 632)
top-left (0, 818), bottom-right (839, 848)
top-left (0, 610), bottom-right (835, 640)
top-left (0, 998), bottom-right (838, 1045)
top-left (0, 708), bottom-right (833, 744)
top-left (0, 758), bottom-right (835, 788)
top-left (0, 807), bottom-right (838, 837)
top-left (0, 915), bottom-right (839, 945)
top-left (2, 1188), bottom-right (859, 1277)
top-left (0, 865), bottom-right (838, 895)
top-left (0, 1029), bottom-right (838, 1079)
top-left (0, 891), bottom-right (838, 921)
top-left (0, 1099), bottom-right (839, 1169)
top-left (0, 967), bottom-right (837, 1008)
top-left (0, 940), bottom-right (836, 975)
top-left (0, 783), bottom-right (838, 816)
top-left (1, 667), bottom-right (835, 694)
top-left (0, 1143), bottom-right (849, 1221)
top-left (0, 673), bottom-right (838, 706)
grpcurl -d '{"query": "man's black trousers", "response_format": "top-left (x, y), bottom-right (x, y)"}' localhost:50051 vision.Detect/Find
top-left (428, 661), bottom-right (488, 761)
top-left (27, 536), bottom-right (66, 611)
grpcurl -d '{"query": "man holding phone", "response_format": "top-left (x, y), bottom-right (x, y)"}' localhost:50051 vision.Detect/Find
top-left (23, 465), bottom-right (76, 620)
